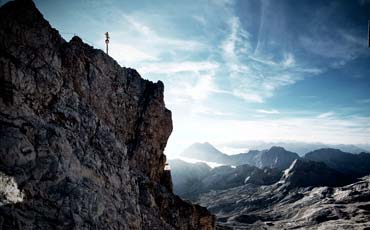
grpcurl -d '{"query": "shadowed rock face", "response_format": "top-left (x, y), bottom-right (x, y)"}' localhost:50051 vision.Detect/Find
top-left (0, 0), bottom-right (214, 229)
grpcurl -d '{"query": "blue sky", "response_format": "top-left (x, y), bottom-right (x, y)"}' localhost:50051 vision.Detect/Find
top-left (3, 0), bottom-right (370, 155)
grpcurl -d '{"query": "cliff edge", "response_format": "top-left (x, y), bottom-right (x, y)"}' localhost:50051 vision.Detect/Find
top-left (0, 0), bottom-right (215, 229)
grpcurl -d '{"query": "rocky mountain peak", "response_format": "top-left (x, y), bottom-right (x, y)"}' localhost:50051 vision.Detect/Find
top-left (0, 0), bottom-right (214, 229)
top-left (268, 146), bottom-right (286, 152)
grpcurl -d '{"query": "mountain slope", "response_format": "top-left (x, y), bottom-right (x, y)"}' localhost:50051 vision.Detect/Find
top-left (0, 0), bottom-right (214, 229)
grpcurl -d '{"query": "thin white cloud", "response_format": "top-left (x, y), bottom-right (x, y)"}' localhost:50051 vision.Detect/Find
top-left (233, 91), bottom-right (264, 103)
top-left (139, 61), bottom-right (219, 75)
top-left (256, 109), bottom-right (280, 114)
top-left (282, 53), bottom-right (295, 68)
top-left (317, 112), bottom-right (335, 118)
top-left (300, 35), bottom-right (366, 61)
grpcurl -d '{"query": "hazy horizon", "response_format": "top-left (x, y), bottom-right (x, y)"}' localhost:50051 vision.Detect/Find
top-left (6, 0), bottom-right (369, 157)
top-left (166, 140), bottom-right (370, 158)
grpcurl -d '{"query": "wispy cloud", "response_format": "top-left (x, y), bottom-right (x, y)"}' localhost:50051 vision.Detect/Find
top-left (139, 61), bottom-right (219, 75)
top-left (317, 112), bottom-right (335, 118)
top-left (257, 109), bottom-right (280, 114)
top-left (220, 15), bottom-right (320, 103)
top-left (300, 33), bottom-right (367, 63)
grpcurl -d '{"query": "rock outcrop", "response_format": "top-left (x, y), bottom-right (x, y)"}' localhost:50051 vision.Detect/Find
top-left (0, 0), bottom-right (215, 229)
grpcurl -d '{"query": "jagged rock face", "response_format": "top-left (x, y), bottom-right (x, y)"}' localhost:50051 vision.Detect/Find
top-left (0, 0), bottom-right (214, 229)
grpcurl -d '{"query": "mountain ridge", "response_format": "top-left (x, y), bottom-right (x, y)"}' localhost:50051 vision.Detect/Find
top-left (181, 142), bottom-right (300, 170)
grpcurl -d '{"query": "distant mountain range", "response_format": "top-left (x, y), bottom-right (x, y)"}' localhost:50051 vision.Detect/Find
top-left (182, 143), bottom-right (300, 170)
top-left (220, 140), bottom-right (370, 156)
top-left (181, 142), bottom-right (370, 175)
top-left (172, 146), bottom-right (366, 199)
